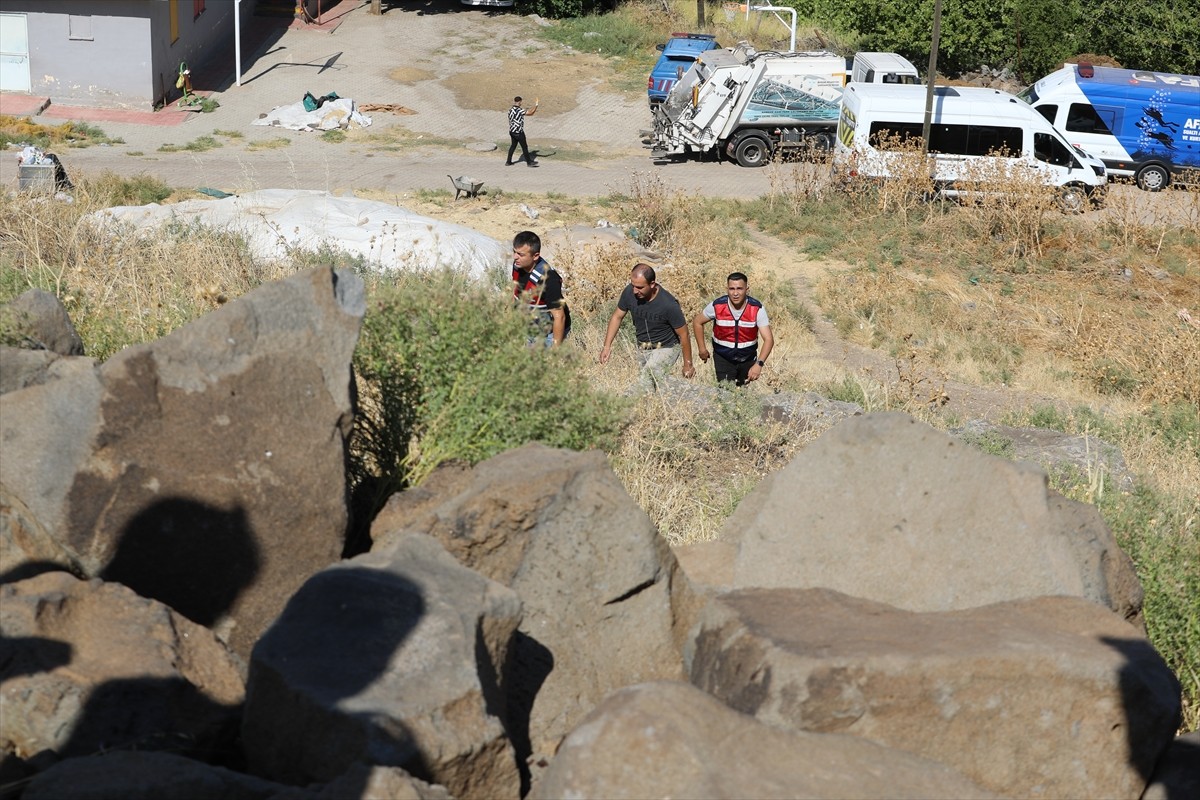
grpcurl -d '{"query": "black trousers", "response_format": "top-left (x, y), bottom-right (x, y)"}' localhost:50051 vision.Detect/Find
top-left (507, 131), bottom-right (532, 164)
top-left (713, 351), bottom-right (755, 386)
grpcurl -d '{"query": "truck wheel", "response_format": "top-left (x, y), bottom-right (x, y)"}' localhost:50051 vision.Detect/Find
top-left (1135, 164), bottom-right (1170, 192)
top-left (1058, 183), bottom-right (1087, 214)
top-left (733, 135), bottom-right (771, 168)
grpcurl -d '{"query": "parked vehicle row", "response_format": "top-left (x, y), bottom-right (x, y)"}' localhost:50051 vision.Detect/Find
top-left (645, 36), bottom-right (1198, 199)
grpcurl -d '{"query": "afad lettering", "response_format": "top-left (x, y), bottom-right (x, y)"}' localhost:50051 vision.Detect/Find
top-left (1129, 71), bottom-right (1200, 88)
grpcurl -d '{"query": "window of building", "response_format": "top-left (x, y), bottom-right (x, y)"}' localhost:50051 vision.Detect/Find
top-left (68, 15), bottom-right (93, 41)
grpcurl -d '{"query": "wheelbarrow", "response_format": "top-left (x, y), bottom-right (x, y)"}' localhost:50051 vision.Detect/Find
top-left (449, 174), bottom-right (484, 200)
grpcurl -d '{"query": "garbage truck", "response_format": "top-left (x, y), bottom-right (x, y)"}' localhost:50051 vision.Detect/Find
top-left (650, 45), bottom-right (846, 167)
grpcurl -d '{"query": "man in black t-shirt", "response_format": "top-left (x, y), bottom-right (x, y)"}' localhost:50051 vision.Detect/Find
top-left (512, 230), bottom-right (569, 347)
top-left (599, 263), bottom-right (695, 389)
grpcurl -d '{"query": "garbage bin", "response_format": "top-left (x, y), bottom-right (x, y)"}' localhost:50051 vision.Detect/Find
top-left (19, 163), bottom-right (56, 193)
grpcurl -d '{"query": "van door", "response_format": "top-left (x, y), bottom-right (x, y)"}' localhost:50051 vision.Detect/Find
top-left (1032, 131), bottom-right (1079, 187)
top-left (1060, 102), bottom-right (1125, 164)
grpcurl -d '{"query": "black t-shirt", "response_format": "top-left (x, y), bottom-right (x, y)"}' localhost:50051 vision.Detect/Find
top-left (618, 284), bottom-right (686, 345)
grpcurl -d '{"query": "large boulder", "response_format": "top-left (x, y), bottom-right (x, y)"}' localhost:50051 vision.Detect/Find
top-left (533, 681), bottom-right (996, 800)
top-left (242, 532), bottom-right (521, 800)
top-left (0, 289), bottom-right (85, 356)
top-left (1142, 730), bottom-right (1200, 800)
top-left (0, 572), bottom-right (244, 776)
top-left (0, 266), bottom-right (365, 657)
top-left (0, 347), bottom-right (95, 397)
top-left (370, 444), bottom-right (689, 761)
top-left (687, 588), bottom-right (1182, 800)
top-left (696, 412), bottom-right (1141, 621)
top-left (20, 752), bottom-right (452, 800)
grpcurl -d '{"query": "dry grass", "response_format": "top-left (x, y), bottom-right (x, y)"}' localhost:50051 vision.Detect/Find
top-left (0, 174), bottom-right (291, 359)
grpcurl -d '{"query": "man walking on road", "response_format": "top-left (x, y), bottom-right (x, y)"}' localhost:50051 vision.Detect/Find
top-left (507, 96), bottom-right (539, 167)
top-left (693, 272), bottom-right (773, 386)
top-left (600, 263), bottom-right (695, 389)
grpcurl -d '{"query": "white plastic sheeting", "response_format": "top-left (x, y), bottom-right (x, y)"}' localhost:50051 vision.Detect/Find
top-left (252, 98), bottom-right (372, 131)
top-left (91, 189), bottom-right (508, 278)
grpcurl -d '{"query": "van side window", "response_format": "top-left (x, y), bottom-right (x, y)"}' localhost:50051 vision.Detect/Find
top-left (1033, 132), bottom-right (1078, 167)
top-left (1065, 103), bottom-right (1113, 135)
top-left (864, 69), bottom-right (875, 83)
top-left (1035, 104), bottom-right (1057, 125)
top-left (869, 121), bottom-right (923, 149)
top-left (928, 124), bottom-right (1022, 156)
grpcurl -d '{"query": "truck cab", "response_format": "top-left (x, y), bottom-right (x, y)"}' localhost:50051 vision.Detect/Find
top-left (648, 33), bottom-right (720, 108)
top-left (850, 52), bottom-right (920, 85)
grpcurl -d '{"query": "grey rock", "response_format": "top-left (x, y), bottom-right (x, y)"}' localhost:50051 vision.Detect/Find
top-left (464, 141), bottom-right (497, 152)
top-left (688, 588), bottom-right (1181, 800)
top-left (951, 418), bottom-right (1134, 490)
top-left (0, 289), bottom-right (84, 355)
top-left (0, 572), bottom-right (245, 776)
top-left (712, 412), bottom-right (1142, 621)
top-left (0, 266), bottom-right (365, 658)
top-left (534, 681), bottom-right (997, 800)
top-left (0, 346), bottom-right (94, 396)
top-left (370, 444), bottom-right (688, 761)
top-left (242, 533), bottom-right (521, 800)
top-left (1142, 730), bottom-right (1200, 800)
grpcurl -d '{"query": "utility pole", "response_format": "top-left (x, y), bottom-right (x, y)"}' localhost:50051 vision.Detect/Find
top-left (921, 0), bottom-right (943, 154)
top-left (697, 0), bottom-right (704, 28)
top-left (370, 0), bottom-right (382, 14)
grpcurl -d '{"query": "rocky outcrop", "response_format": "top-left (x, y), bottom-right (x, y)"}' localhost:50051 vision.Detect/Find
top-left (693, 412), bottom-right (1141, 622)
top-left (0, 572), bottom-right (244, 775)
top-left (534, 681), bottom-right (997, 800)
top-left (0, 289), bottom-right (84, 356)
top-left (687, 588), bottom-right (1181, 799)
top-left (20, 751), bottom-right (452, 800)
top-left (1142, 730), bottom-right (1200, 800)
top-left (370, 444), bottom-right (689, 761)
top-left (242, 533), bottom-right (521, 799)
top-left (0, 266), bottom-right (365, 657)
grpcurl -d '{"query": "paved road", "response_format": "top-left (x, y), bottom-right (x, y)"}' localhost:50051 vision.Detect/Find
top-left (2, 2), bottom-right (775, 200)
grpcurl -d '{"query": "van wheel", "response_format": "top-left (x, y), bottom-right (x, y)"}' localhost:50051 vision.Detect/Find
top-left (1058, 183), bottom-right (1088, 214)
top-left (1135, 164), bottom-right (1170, 192)
top-left (733, 134), bottom-right (771, 168)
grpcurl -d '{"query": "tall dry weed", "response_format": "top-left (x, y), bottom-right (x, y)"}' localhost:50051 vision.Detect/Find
top-left (0, 175), bottom-right (287, 358)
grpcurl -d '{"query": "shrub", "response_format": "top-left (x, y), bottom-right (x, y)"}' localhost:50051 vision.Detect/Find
top-left (349, 268), bottom-right (625, 529)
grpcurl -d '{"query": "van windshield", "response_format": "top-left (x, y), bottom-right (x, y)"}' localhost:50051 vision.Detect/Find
top-left (1016, 86), bottom-right (1037, 104)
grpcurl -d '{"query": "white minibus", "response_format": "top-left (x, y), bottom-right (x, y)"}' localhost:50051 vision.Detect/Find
top-left (833, 84), bottom-right (1108, 210)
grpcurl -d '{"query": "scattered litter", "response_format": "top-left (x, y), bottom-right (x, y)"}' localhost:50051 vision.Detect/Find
top-left (1178, 309), bottom-right (1199, 329)
top-left (519, 203), bottom-right (539, 220)
top-left (252, 98), bottom-right (371, 132)
top-left (196, 187), bottom-right (233, 199)
top-left (89, 189), bottom-right (506, 279)
top-left (15, 145), bottom-right (73, 192)
top-left (358, 103), bottom-right (417, 115)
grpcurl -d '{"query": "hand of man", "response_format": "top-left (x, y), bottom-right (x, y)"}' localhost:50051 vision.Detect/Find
top-left (683, 360), bottom-right (695, 379)
top-left (747, 363), bottom-right (762, 382)
top-left (599, 346), bottom-right (611, 365)
top-left (697, 348), bottom-right (710, 363)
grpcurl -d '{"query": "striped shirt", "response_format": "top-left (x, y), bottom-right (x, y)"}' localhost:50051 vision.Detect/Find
top-left (508, 105), bottom-right (526, 134)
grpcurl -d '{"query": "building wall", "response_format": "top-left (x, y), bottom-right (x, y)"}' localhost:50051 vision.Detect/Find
top-left (2, 0), bottom-right (244, 109)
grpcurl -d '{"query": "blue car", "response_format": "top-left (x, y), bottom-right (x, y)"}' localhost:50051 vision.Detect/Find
top-left (648, 33), bottom-right (721, 107)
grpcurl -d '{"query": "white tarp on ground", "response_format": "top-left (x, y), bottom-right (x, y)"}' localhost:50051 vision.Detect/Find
top-left (91, 189), bottom-right (508, 278)
top-left (252, 98), bottom-right (372, 131)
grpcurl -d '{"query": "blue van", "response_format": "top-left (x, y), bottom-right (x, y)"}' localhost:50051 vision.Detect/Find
top-left (648, 33), bottom-right (720, 107)
top-left (1021, 63), bottom-right (1200, 191)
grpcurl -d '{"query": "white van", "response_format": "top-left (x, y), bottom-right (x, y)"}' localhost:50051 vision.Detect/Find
top-left (850, 52), bottom-right (920, 85)
top-left (833, 84), bottom-right (1108, 210)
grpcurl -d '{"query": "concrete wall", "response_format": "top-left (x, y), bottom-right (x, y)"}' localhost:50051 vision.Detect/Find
top-left (3, 0), bottom-right (245, 109)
